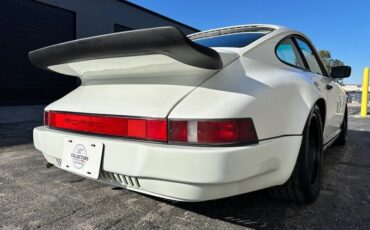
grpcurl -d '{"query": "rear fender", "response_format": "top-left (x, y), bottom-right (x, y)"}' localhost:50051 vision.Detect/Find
top-left (168, 58), bottom-right (325, 140)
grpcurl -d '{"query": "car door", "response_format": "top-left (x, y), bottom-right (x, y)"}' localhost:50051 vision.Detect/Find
top-left (294, 37), bottom-right (344, 143)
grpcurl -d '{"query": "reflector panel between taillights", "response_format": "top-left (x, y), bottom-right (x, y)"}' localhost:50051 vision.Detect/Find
top-left (44, 111), bottom-right (167, 142)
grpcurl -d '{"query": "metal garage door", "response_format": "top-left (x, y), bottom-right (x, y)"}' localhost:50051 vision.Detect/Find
top-left (0, 0), bottom-right (77, 105)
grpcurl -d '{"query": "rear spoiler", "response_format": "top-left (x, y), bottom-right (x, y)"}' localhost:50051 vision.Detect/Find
top-left (28, 26), bottom-right (223, 73)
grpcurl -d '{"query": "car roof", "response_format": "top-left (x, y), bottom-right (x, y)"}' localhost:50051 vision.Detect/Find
top-left (188, 24), bottom-right (291, 40)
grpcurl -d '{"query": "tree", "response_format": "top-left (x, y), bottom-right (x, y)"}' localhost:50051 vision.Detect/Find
top-left (319, 50), bottom-right (345, 84)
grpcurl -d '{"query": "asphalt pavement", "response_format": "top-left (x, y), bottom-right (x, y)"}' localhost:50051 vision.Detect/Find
top-left (0, 116), bottom-right (369, 229)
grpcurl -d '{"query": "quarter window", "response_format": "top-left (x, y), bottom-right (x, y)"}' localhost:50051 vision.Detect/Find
top-left (295, 38), bottom-right (324, 75)
top-left (276, 38), bottom-right (305, 69)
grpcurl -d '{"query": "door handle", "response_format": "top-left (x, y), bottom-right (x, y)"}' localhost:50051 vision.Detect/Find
top-left (326, 84), bottom-right (333, 90)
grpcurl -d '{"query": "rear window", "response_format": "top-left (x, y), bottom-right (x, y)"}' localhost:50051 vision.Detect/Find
top-left (193, 32), bottom-right (266, 48)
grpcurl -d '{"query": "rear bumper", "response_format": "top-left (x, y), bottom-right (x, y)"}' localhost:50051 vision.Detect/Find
top-left (34, 126), bottom-right (302, 201)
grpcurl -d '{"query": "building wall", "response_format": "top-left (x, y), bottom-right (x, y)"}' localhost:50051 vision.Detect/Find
top-left (0, 0), bottom-right (77, 105)
top-left (1, 0), bottom-right (198, 105)
top-left (37, 0), bottom-right (197, 38)
top-left (343, 85), bottom-right (370, 104)
top-left (343, 84), bottom-right (370, 93)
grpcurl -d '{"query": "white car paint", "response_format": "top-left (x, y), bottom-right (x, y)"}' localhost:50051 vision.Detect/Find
top-left (34, 126), bottom-right (302, 201)
top-left (33, 24), bottom-right (347, 201)
top-left (45, 51), bottom-right (239, 118)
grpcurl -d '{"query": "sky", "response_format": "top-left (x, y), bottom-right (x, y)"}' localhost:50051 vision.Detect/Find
top-left (130, 0), bottom-right (370, 84)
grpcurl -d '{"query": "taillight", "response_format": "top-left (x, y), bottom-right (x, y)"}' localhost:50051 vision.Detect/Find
top-left (169, 119), bottom-right (258, 145)
top-left (44, 111), bottom-right (257, 145)
top-left (45, 111), bottom-right (167, 142)
top-left (44, 111), bottom-right (49, 126)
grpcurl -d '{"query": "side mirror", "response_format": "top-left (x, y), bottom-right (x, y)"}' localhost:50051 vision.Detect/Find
top-left (331, 66), bottom-right (351, 78)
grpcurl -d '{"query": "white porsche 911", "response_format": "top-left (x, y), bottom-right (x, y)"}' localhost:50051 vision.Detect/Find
top-left (30, 24), bottom-right (350, 203)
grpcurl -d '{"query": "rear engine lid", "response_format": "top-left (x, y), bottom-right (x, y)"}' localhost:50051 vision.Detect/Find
top-left (44, 49), bottom-right (238, 118)
top-left (30, 27), bottom-right (239, 118)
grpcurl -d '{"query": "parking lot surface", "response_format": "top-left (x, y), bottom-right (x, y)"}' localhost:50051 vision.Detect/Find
top-left (0, 116), bottom-right (369, 229)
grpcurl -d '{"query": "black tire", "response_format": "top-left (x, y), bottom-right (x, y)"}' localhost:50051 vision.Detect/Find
top-left (334, 105), bottom-right (348, 145)
top-left (268, 105), bottom-right (324, 204)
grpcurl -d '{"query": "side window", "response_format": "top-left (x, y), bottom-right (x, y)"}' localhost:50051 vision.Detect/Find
top-left (295, 38), bottom-right (324, 75)
top-left (276, 38), bottom-right (305, 69)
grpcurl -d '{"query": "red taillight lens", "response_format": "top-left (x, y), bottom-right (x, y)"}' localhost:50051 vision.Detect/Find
top-left (169, 121), bottom-right (188, 142)
top-left (146, 120), bottom-right (168, 141)
top-left (46, 111), bottom-right (167, 142)
top-left (44, 111), bottom-right (257, 145)
top-left (169, 119), bottom-right (258, 145)
top-left (44, 111), bottom-right (49, 126)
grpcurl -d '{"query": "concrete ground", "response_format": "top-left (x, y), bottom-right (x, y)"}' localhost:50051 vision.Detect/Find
top-left (0, 110), bottom-right (369, 229)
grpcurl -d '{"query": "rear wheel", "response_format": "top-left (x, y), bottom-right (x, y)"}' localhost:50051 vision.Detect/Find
top-left (334, 105), bottom-right (348, 145)
top-left (268, 105), bottom-right (323, 203)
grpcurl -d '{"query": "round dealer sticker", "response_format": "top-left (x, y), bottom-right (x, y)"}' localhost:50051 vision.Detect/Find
top-left (71, 144), bottom-right (89, 169)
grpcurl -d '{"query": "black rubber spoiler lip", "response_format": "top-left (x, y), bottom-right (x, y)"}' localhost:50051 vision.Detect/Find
top-left (28, 26), bottom-right (223, 70)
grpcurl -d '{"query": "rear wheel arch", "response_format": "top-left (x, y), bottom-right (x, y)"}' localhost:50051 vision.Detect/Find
top-left (301, 98), bottom-right (326, 135)
top-left (269, 104), bottom-right (324, 203)
top-left (315, 98), bottom-right (326, 129)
